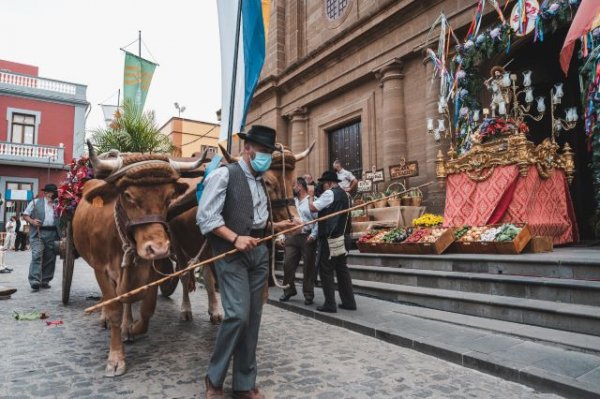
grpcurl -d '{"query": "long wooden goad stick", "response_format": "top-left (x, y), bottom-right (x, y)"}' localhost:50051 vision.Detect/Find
top-left (84, 181), bottom-right (433, 314)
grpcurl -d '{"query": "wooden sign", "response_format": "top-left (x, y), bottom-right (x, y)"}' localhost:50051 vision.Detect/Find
top-left (357, 179), bottom-right (373, 193)
top-left (364, 169), bottom-right (384, 183)
top-left (389, 159), bottom-right (419, 180)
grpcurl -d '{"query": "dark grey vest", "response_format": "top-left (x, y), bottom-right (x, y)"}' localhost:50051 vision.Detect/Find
top-left (206, 162), bottom-right (264, 255)
top-left (317, 186), bottom-right (350, 239)
top-left (29, 198), bottom-right (59, 238)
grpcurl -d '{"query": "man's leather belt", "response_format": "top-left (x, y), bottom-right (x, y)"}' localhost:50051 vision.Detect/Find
top-left (39, 226), bottom-right (57, 231)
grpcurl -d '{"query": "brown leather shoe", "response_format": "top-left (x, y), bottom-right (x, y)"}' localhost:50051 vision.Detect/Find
top-left (204, 375), bottom-right (224, 399)
top-left (233, 387), bottom-right (265, 399)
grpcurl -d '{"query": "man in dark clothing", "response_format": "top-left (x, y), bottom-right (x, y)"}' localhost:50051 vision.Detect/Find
top-left (15, 214), bottom-right (28, 251)
top-left (197, 125), bottom-right (298, 399)
top-left (308, 171), bottom-right (357, 313)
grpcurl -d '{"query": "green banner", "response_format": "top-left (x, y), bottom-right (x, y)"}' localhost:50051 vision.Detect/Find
top-left (123, 51), bottom-right (157, 109)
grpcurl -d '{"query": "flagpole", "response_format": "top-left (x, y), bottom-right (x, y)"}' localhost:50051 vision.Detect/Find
top-left (138, 30), bottom-right (142, 58)
top-left (227, 0), bottom-right (243, 153)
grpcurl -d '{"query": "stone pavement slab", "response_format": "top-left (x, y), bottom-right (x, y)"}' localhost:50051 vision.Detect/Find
top-left (0, 250), bottom-right (566, 398)
top-left (268, 285), bottom-right (600, 398)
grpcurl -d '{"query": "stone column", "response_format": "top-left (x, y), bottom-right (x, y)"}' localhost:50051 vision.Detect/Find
top-left (287, 107), bottom-right (308, 176)
top-left (423, 57), bottom-right (449, 214)
top-left (375, 58), bottom-right (406, 172)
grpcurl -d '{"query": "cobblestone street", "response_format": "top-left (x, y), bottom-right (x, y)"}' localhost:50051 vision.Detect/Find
top-left (0, 250), bottom-right (561, 398)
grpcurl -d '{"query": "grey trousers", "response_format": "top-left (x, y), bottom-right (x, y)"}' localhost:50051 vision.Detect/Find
top-left (283, 233), bottom-right (316, 299)
top-left (28, 230), bottom-right (59, 288)
top-left (207, 244), bottom-right (269, 391)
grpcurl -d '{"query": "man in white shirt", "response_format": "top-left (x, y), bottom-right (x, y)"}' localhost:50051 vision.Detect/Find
top-left (333, 160), bottom-right (358, 193)
top-left (279, 177), bottom-right (318, 305)
top-left (22, 184), bottom-right (60, 291)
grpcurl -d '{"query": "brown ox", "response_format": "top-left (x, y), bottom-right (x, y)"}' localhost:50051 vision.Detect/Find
top-left (167, 142), bottom-right (315, 321)
top-left (73, 142), bottom-right (204, 377)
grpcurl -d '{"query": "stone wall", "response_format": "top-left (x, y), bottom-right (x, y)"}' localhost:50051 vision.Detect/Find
top-left (247, 0), bottom-right (494, 213)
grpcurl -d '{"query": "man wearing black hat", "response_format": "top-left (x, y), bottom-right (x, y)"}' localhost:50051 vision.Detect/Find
top-left (22, 184), bottom-right (60, 291)
top-left (308, 171), bottom-right (357, 313)
top-left (197, 125), bottom-right (298, 399)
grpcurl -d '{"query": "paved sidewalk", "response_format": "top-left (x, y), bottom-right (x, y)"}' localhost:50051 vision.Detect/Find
top-left (0, 250), bottom-right (563, 398)
top-left (268, 286), bottom-right (600, 398)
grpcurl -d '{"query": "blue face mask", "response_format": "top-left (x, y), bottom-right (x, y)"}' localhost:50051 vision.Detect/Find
top-left (250, 151), bottom-right (272, 172)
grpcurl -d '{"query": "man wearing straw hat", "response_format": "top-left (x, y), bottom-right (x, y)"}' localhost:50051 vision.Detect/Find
top-left (198, 125), bottom-right (297, 399)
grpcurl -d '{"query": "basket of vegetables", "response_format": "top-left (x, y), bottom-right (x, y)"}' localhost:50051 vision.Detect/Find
top-left (372, 192), bottom-right (388, 208)
top-left (384, 182), bottom-right (406, 207)
top-left (401, 187), bottom-right (423, 206)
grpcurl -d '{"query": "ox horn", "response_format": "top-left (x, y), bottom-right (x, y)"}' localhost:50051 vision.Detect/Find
top-left (87, 140), bottom-right (123, 176)
top-left (294, 140), bottom-right (316, 161)
top-left (169, 148), bottom-right (209, 172)
top-left (218, 143), bottom-right (240, 163)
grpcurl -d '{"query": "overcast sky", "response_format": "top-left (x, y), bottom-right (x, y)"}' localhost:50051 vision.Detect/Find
top-left (2, 0), bottom-right (222, 131)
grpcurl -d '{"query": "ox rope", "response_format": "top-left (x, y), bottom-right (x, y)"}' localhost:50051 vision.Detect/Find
top-left (84, 181), bottom-right (434, 314)
top-left (267, 144), bottom-right (293, 290)
top-left (114, 200), bottom-right (136, 269)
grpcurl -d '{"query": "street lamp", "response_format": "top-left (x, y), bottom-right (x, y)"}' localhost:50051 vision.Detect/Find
top-left (174, 102), bottom-right (186, 117)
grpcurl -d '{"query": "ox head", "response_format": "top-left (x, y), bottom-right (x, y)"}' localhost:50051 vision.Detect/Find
top-left (219, 141), bottom-right (315, 223)
top-left (85, 141), bottom-right (207, 260)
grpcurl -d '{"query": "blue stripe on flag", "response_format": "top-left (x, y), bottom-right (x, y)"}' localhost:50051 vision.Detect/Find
top-left (196, 155), bottom-right (223, 203)
top-left (240, 0), bottom-right (266, 130)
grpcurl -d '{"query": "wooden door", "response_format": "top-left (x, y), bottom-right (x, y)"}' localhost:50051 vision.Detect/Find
top-left (328, 121), bottom-right (362, 177)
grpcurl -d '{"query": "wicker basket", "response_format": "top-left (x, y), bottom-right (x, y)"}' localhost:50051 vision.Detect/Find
top-left (387, 198), bottom-right (401, 207)
top-left (373, 199), bottom-right (388, 208)
top-left (401, 187), bottom-right (423, 207)
top-left (401, 197), bottom-right (422, 206)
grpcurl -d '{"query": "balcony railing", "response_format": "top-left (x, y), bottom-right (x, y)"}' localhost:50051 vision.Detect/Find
top-left (0, 71), bottom-right (86, 101)
top-left (0, 141), bottom-right (64, 166)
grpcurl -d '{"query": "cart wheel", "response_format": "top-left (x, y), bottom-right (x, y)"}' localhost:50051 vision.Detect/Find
top-left (158, 259), bottom-right (178, 297)
top-left (62, 222), bottom-right (75, 305)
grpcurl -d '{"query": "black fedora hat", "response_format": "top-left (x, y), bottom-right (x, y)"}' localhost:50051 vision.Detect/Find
top-left (237, 125), bottom-right (278, 151)
top-left (42, 183), bottom-right (58, 192)
top-left (317, 170), bottom-right (341, 183)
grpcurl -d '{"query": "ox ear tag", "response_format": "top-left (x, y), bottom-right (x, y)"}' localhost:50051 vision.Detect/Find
top-left (92, 196), bottom-right (104, 208)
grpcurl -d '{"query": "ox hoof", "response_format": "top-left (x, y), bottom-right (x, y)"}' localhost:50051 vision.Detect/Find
top-left (180, 310), bottom-right (193, 321)
top-left (105, 359), bottom-right (126, 377)
top-left (209, 312), bottom-right (223, 325)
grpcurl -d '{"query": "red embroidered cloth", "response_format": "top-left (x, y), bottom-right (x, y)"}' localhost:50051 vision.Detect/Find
top-left (444, 165), bottom-right (578, 245)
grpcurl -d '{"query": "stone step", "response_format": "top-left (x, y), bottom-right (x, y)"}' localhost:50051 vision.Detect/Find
top-left (346, 248), bottom-right (600, 280)
top-left (347, 265), bottom-right (600, 306)
top-left (268, 287), bottom-right (600, 398)
top-left (274, 270), bottom-right (600, 335)
top-left (351, 279), bottom-right (600, 336)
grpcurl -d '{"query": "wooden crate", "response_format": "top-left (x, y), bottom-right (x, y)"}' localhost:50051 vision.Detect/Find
top-left (397, 228), bottom-right (455, 255)
top-left (453, 240), bottom-right (497, 254)
top-left (356, 241), bottom-right (388, 254)
top-left (494, 224), bottom-right (532, 254)
top-left (523, 236), bottom-right (553, 253)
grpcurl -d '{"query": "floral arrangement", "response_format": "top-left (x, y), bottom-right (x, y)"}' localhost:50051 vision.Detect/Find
top-left (56, 157), bottom-right (93, 221)
top-left (448, 0), bottom-right (581, 153)
top-left (471, 117), bottom-right (529, 144)
top-left (412, 213), bottom-right (444, 227)
top-left (581, 40), bottom-right (600, 234)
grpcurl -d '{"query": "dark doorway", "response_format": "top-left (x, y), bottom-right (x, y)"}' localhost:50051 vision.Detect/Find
top-left (328, 121), bottom-right (362, 177)
top-left (484, 27), bottom-right (595, 240)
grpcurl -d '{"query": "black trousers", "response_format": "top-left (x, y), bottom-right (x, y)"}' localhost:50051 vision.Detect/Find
top-left (15, 232), bottom-right (27, 251)
top-left (317, 237), bottom-right (356, 309)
